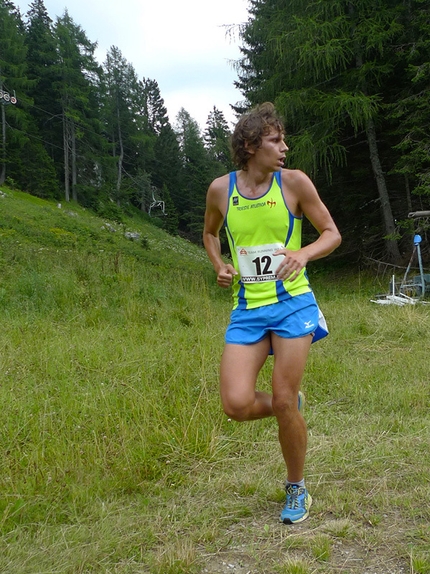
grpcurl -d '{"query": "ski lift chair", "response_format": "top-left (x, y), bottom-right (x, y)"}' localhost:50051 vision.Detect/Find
top-left (148, 189), bottom-right (166, 217)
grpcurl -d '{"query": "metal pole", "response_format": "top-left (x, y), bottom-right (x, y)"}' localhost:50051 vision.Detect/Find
top-left (400, 245), bottom-right (416, 294)
top-left (414, 235), bottom-right (425, 297)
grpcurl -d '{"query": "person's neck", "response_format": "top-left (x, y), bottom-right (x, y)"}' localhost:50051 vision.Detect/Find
top-left (238, 166), bottom-right (273, 197)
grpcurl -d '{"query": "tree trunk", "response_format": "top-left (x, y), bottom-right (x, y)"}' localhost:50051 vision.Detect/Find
top-left (116, 107), bottom-right (123, 205)
top-left (349, 10), bottom-right (402, 264)
top-left (63, 112), bottom-right (70, 202)
top-left (0, 103), bottom-right (6, 185)
top-left (71, 121), bottom-right (77, 202)
top-left (366, 116), bottom-right (401, 263)
top-left (405, 175), bottom-right (412, 213)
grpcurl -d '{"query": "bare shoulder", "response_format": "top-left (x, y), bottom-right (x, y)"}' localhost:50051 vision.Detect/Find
top-left (281, 169), bottom-right (339, 238)
top-left (205, 173), bottom-right (230, 227)
top-left (281, 168), bottom-right (317, 196)
top-left (206, 173), bottom-right (230, 208)
top-left (208, 173), bottom-right (230, 193)
top-left (280, 168), bottom-right (320, 216)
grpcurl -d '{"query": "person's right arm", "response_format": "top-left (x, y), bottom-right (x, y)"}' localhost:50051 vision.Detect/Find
top-left (203, 176), bottom-right (238, 288)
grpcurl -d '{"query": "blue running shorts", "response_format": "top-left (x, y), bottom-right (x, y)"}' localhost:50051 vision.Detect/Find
top-left (225, 291), bottom-right (328, 346)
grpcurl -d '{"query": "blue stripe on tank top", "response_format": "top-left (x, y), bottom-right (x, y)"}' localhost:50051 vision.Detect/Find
top-left (224, 172), bottom-right (236, 226)
top-left (285, 211), bottom-right (295, 247)
top-left (274, 172), bottom-right (299, 299)
top-left (225, 225), bottom-right (235, 250)
top-left (237, 281), bottom-right (247, 309)
top-left (276, 279), bottom-right (290, 299)
top-left (228, 172), bottom-right (236, 198)
top-left (274, 171), bottom-right (299, 249)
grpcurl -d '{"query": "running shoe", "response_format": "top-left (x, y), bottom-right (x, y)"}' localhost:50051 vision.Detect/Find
top-left (280, 484), bottom-right (312, 524)
top-left (298, 390), bottom-right (305, 414)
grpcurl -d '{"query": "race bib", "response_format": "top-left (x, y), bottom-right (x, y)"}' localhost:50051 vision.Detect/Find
top-left (236, 243), bottom-right (283, 283)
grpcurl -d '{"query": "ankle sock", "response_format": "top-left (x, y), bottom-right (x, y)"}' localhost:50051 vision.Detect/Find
top-left (286, 478), bottom-right (305, 488)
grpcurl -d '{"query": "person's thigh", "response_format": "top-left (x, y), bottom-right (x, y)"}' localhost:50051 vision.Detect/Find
top-left (220, 338), bottom-right (271, 412)
top-left (271, 334), bottom-right (312, 402)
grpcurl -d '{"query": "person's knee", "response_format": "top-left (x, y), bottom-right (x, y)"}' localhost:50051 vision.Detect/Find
top-left (222, 397), bottom-right (253, 422)
top-left (272, 392), bottom-right (297, 418)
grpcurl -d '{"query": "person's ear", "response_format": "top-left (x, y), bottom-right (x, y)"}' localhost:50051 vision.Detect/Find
top-left (244, 140), bottom-right (256, 155)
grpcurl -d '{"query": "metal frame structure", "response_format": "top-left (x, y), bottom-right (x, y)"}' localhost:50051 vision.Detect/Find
top-left (371, 211), bottom-right (430, 305)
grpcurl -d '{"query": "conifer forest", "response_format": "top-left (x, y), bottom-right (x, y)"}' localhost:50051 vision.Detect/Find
top-left (1, 0), bottom-right (429, 264)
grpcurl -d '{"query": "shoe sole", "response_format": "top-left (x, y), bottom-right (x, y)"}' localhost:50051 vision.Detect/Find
top-left (280, 494), bottom-right (312, 525)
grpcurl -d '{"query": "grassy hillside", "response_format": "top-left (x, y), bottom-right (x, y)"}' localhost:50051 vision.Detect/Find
top-left (0, 188), bottom-right (429, 573)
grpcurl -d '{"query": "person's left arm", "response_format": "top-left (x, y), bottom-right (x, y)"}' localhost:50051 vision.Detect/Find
top-left (275, 170), bottom-right (341, 281)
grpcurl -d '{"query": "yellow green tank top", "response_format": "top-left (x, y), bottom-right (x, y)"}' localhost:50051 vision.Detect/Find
top-left (225, 171), bottom-right (311, 310)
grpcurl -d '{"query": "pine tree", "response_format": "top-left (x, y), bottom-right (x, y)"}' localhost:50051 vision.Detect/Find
top-left (0, 0), bottom-right (58, 196)
top-left (101, 46), bottom-right (141, 206)
top-left (54, 10), bottom-right (103, 202)
top-left (153, 121), bottom-right (183, 227)
top-left (24, 0), bottom-right (63, 168)
top-left (235, 0), bottom-right (417, 262)
top-left (175, 108), bottom-right (211, 241)
top-left (139, 77), bottom-right (182, 231)
top-left (141, 78), bottom-right (169, 136)
top-left (0, 0), bottom-right (27, 184)
top-left (160, 183), bottom-right (179, 234)
top-left (204, 106), bottom-right (234, 175)
top-left (389, 0), bottom-right (430, 203)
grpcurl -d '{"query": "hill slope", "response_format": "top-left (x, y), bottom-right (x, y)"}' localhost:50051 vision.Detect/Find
top-left (0, 186), bottom-right (225, 318)
top-left (0, 187), bottom-right (429, 574)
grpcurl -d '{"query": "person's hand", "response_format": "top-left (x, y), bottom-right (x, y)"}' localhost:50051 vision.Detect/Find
top-left (217, 264), bottom-right (238, 288)
top-left (273, 248), bottom-right (308, 282)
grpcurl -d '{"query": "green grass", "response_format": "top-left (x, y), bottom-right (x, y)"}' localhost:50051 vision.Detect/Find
top-left (0, 187), bottom-right (429, 573)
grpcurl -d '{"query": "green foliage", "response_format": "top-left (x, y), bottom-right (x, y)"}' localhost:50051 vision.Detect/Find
top-left (1, 1), bottom-right (229, 240)
top-left (235, 0), bottom-right (430, 262)
top-left (0, 0), bottom-right (35, 186)
top-left (159, 183), bottom-right (179, 235)
top-left (388, 3), bottom-right (430, 198)
top-left (174, 108), bottom-right (212, 240)
top-left (3, 0), bottom-right (430, 262)
top-left (54, 10), bottom-right (104, 203)
top-left (24, 0), bottom-right (64, 169)
top-left (204, 106), bottom-right (235, 172)
top-left (96, 199), bottom-right (125, 223)
top-left (11, 134), bottom-right (60, 198)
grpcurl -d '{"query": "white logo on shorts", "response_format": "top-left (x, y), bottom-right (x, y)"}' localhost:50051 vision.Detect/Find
top-left (304, 321), bottom-right (315, 329)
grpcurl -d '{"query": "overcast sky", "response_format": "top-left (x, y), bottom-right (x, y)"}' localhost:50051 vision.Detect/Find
top-left (15, 0), bottom-right (250, 129)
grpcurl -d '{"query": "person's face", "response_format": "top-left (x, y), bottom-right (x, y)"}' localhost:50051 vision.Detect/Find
top-left (248, 128), bottom-right (289, 170)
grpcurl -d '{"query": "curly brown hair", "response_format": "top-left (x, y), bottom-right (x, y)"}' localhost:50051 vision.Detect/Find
top-left (231, 102), bottom-right (285, 170)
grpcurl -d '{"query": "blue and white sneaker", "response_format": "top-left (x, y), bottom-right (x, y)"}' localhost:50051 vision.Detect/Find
top-left (280, 484), bottom-right (312, 524)
top-left (298, 390), bottom-right (305, 414)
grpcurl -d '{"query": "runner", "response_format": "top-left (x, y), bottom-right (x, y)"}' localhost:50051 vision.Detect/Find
top-left (203, 102), bottom-right (341, 523)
